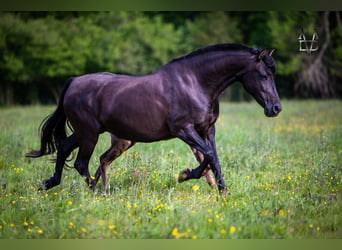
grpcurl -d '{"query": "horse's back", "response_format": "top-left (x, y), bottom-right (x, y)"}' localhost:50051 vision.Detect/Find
top-left (64, 72), bottom-right (172, 142)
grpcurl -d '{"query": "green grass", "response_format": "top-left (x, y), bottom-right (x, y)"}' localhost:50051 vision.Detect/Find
top-left (0, 100), bottom-right (341, 239)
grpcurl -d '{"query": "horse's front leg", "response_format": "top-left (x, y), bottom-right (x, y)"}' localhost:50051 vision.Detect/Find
top-left (176, 126), bottom-right (227, 193)
top-left (204, 126), bottom-right (229, 194)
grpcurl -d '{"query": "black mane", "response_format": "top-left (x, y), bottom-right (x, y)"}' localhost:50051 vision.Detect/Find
top-left (169, 43), bottom-right (260, 64)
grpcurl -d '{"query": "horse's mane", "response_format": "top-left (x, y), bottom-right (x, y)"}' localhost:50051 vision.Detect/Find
top-left (168, 43), bottom-right (260, 64)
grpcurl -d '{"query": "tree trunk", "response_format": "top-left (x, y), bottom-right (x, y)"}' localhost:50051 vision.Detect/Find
top-left (5, 82), bottom-right (14, 106)
top-left (295, 11), bottom-right (336, 98)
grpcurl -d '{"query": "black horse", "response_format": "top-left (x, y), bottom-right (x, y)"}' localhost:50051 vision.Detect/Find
top-left (27, 43), bottom-right (282, 193)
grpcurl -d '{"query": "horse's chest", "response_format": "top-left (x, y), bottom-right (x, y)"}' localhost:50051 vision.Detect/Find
top-left (195, 109), bottom-right (217, 131)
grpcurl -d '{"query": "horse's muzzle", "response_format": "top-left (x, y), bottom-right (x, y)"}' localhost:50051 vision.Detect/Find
top-left (264, 103), bottom-right (282, 117)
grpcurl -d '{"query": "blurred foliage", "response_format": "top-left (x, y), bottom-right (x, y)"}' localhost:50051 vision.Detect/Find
top-left (0, 11), bottom-right (341, 105)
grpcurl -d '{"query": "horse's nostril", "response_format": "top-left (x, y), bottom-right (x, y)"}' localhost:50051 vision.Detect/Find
top-left (273, 104), bottom-right (282, 114)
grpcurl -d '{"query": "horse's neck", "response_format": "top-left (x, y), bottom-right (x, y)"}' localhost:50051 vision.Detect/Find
top-left (189, 53), bottom-right (250, 100)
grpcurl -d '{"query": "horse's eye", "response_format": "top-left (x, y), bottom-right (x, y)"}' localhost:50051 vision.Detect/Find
top-left (258, 75), bottom-right (267, 81)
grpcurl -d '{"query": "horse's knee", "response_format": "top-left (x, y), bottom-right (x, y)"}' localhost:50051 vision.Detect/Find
top-left (204, 150), bottom-right (215, 163)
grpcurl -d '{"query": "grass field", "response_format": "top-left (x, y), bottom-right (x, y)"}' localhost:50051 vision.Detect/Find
top-left (0, 100), bottom-right (341, 239)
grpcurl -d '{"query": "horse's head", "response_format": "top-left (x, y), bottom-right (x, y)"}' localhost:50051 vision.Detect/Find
top-left (241, 49), bottom-right (282, 117)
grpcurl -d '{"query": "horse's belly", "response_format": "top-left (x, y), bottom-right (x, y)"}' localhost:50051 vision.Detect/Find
top-left (104, 119), bottom-right (172, 142)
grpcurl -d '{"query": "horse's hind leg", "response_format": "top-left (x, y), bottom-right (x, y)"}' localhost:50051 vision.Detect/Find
top-left (40, 134), bottom-right (78, 190)
top-left (92, 134), bottom-right (134, 190)
top-left (191, 148), bottom-right (215, 189)
top-left (74, 132), bottom-right (99, 188)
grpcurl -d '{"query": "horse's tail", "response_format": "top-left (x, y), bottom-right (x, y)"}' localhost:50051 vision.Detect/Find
top-left (26, 77), bottom-right (74, 158)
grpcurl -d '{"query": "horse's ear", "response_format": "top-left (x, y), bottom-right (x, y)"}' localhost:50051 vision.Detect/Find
top-left (269, 49), bottom-right (275, 57)
top-left (257, 50), bottom-right (268, 61)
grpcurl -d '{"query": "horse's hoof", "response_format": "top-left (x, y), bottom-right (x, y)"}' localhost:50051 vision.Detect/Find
top-left (178, 168), bottom-right (190, 183)
top-left (38, 179), bottom-right (49, 191)
top-left (38, 178), bottom-right (58, 191)
top-left (88, 180), bottom-right (96, 191)
top-left (219, 187), bottom-right (231, 196)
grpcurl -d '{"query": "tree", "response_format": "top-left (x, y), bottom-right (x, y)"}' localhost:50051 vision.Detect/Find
top-left (0, 13), bottom-right (32, 105)
top-left (0, 11), bottom-right (340, 105)
top-left (268, 11), bottom-right (342, 98)
top-left (184, 11), bottom-right (242, 50)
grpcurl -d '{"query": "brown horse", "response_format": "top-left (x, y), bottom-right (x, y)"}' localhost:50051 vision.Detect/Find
top-left (26, 43), bottom-right (282, 193)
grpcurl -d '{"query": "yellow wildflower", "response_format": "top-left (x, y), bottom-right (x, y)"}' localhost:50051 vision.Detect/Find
top-left (171, 227), bottom-right (187, 238)
top-left (192, 185), bottom-right (199, 191)
top-left (278, 209), bottom-right (286, 216)
top-left (171, 228), bottom-right (178, 237)
top-left (261, 209), bottom-right (268, 216)
top-left (229, 226), bottom-right (236, 234)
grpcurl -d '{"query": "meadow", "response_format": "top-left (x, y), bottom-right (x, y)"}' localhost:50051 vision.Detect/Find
top-left (0, 100), bottom-right (341, 239)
